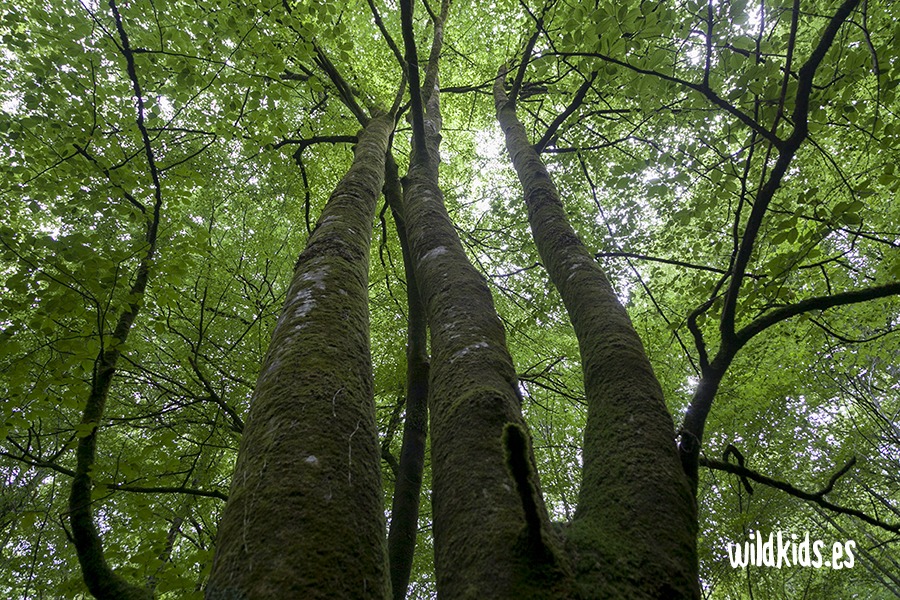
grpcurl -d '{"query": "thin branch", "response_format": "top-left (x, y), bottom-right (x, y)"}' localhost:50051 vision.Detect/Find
top-left (104, 483), bottom-right (227, 502)
top-left (71, 144), bottom-right (146, 213)
top-left (687, 297), bottom-right (716, 373)
top-left (595, 251), bottom-right (765, 279)
top-left (273, 134), bottom-right (357, 151)
top-left (719, 0), bottom-right (862, 343)
top-left (789, 0), bottom-right (862, 142)
top-left (440, 83), bottom-right (492, 94)
top-left (312, 42), bottom-right (370, 126)
top-left (110, 0), bottom-right (163, 230)
top-left (579, 155), bottom-right (699, 374)
top-left (509, 24), bottom-right (542, 105)
top-left (534, 72), bottom-right (595, 153)
top-left (399, 0), bottom-right (426, 155)
top-left (809, 317), bottom-right (896, 344)
top-left (816, 457), bottom-right (857, 498)
top-left (367, 0), bottom-right (405, 70)
top-left (736, 282), bottom-right (900, 346)
top-left (701, 457), bottom-right (898, 534)
top-left (0, 451), bottom-right (76, 477)
top-left (771, 0), bottom-right (800, 136)
top-left (188, 357), bottom-right (244, 434)
top-left (553, 51), bottom-right (781, 147)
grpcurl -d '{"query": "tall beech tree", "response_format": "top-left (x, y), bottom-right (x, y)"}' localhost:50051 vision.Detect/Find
top-left (2, 0), bottom-right (899, 599)
top-left (495, 56), bottom-right (697, 597)
top-left (206, 111), bottom-right (397, 598)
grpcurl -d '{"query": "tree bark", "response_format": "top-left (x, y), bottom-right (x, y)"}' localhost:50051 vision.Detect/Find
top-left (384, 152), bottom-right (430, 599)
top-left (397, 2), bottom-right (574, 596)
top-left (206, 113), bottom-right (395, 599)
top-left (68, 3), bottom-right (162, 597)
top-left (495, 71), bottom-right (699, 599)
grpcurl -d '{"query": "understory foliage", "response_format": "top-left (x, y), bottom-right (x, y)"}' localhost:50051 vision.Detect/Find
top-left (1, 0), bottom-right (898, 597)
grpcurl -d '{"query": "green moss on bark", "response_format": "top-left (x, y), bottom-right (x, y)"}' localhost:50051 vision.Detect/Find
top-left (206, 114), bottom-right (395, 600)
top-left (495, 71), bottom-right (699, 599)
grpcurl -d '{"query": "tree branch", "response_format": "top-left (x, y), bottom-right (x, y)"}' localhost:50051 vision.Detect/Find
top-left (719, 0), bottom-right (861, 343)
top-left (367, 0), bottom-right (405, 72)
top-left (65, 4), bottom-right (164, 599)
top-left (104, 483), bottom-right (227, 502)
top-left (399, 0), bottom-right (426, 155)
top-left (509, 24), bottom-right (542, 105)
top-left (595, 251), bottom-right (765, 279)
top-left (421, 0), bottom-right (450, 107)
top-left (273, 135), bottom-right (357, 152)
top-left (701, 456), bottom-right (898, 534)
top-left (736, 282), bottom-right (900, 346)
top-left (312, 42), bottom-right (370, 126)
top-left (534, 72), bottom-right (595, 153)
top-left (188, 356), bottom-right (244, 434)
top-left (553, 51), bottom-right (781, 147)
top-left (1, 451), bottom-right (76, 477)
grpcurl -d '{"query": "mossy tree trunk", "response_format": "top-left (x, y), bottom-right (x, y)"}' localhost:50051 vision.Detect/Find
top-left (495, 71), bottom-right (699, 599)
top-left (205, 113), bottom-right (395, 600)
top-left (397, 1), bottom-right (574, 596)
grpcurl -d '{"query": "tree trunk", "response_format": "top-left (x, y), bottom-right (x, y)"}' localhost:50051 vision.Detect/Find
top-left (495, 73), bottom-right (699, 599)
top-left (68, 4), bottom-right (162, 596)
top-left (205, 113), bottom-right (395, 599)
top-left (69, 255), bottom-right (156, 600)
top-left (396, 3), bottom-right (574, 595)
top-left (384, 152), bottom-right (430, 599)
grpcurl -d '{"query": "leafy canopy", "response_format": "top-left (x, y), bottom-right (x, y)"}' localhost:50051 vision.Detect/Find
top-left (1, 0), bottom-right (898, 597)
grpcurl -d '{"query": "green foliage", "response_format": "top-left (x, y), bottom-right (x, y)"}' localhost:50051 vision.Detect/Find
top-left (2, 0), bottom-right (898, 597)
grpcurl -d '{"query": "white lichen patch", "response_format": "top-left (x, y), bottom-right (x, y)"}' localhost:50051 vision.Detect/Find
top-left (317, 215), bottom-right (339, 228)
top-left (284, 264), bottom-right (330, 320)
top-left (301, 265), bottom-right (329, 290)
top-left (450, 341), bottom-right (488, 362)
top-left (287, 288), bottom-right (316, 319)
top-left (421, 246), bottom-right (448, 262)
top-left (258, 357), bottom-right (282, 384)
top-left (439, 319), bottom-right (467, 342)
top-left (567, 256), bottom-right (596, 279)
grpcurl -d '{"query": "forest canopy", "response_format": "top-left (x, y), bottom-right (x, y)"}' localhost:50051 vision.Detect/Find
top-left (1, 0), bottom-right (899, 598)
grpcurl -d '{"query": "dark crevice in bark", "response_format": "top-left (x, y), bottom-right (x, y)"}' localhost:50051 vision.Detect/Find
top-left (398, 2), bottom-right (574, 596)
top-left (503, 423), bottom-right (555, 564)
